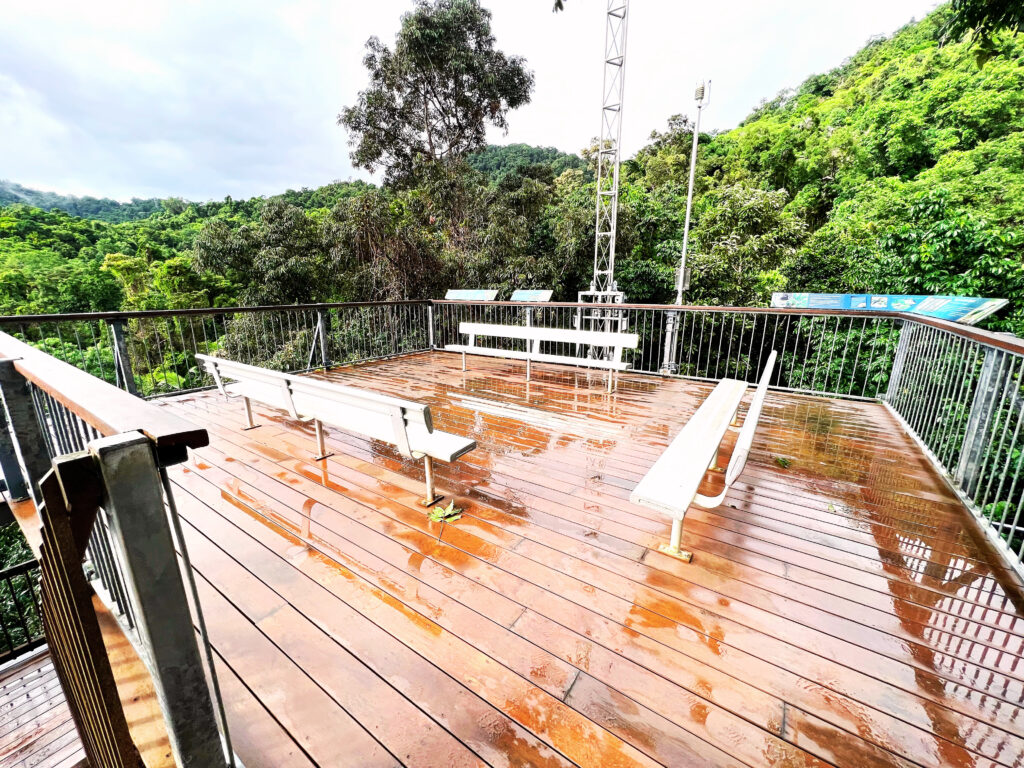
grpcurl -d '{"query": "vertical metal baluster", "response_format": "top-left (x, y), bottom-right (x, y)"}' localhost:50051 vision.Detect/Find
top-left (848, 318), bottom-right (866, 396)
top-left (769, 315), bottom-right (781, 387)
top-left (786, 316), bottom-right (801, 390)
top-left (86, 322), bottom-right (110, 385)
top-left (820, 316), bottom-right (841, 395)
top-left (974, 355), bottom-right (1018, 509)
top-left (150, 319), bottom-right (171, 392)
top-left (935, 337), bottom-right (971, 467)
top-left (724, 314), bottom-right (735, 379)
top-left (982, 360), bottom-right (1023, 518)
top-left (903, 326), bottom-right (933, 431)
top-left (947, 345), bottom-right (982, 470)
top-left (907, 326), bottom-right (937, 431)
top-left (928, 330), bottom-right (963, 450)
top-left (862, 318), bottom-right (881, 398)
top-left (921, 327), bottom-right (955, 438)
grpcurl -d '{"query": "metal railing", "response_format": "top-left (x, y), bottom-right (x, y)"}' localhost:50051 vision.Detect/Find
top-left (0, 330), bottom-right (232, 767)
top-left (0, 558), bottom-right (44, 664)
top-left (885, 319), bottom-right (1024, 577)
top-left (0, 301), bottom-right (431, 398)
top-left (433, 301), bottom-right (899, 398)
top-left (3, 299), bottom-right (1023, 577)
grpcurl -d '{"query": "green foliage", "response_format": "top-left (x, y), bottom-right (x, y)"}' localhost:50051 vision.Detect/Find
top-left (940, 0), bottom-right (1024, 65)
top-left (0, 524), bottom-right (33, 570)
top-left (466, 144), bottom-right (585, 181)
top-left (338, 0), bottom-right (534, 185)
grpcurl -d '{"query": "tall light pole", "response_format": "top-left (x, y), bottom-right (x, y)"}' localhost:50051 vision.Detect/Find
top-left (662, 81), bottom-right (711, 373)
top-left (675, 80), bottom-right (709, 304)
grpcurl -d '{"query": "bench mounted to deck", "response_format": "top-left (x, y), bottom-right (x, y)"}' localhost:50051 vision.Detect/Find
top-left (631, 351), bottom-right (777, 562)
top-left (445, 322), bottom-right (640, 392)
top-left (196, 354), bottom-right (477, 507)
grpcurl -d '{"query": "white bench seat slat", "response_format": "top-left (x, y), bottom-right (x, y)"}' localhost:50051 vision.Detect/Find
top-left (407, 423), bottom-right (477, 463)
top-left (197, 354), bottom-right (476, 504)
top-left (629, 379), bottom-right (747, 520)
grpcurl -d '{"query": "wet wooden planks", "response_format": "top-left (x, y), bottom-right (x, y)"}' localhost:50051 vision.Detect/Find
top-left (0, 649), bottom-right (86, 768)
top-left (157, 350), bottom-right (1024, 768)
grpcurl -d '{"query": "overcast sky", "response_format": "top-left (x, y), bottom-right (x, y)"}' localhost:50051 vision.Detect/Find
top-left (0, 0), bottom-right (941, 201)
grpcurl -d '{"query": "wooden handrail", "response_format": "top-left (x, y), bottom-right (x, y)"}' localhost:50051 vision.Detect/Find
top-left (0, 331), bottom-right (207, 462)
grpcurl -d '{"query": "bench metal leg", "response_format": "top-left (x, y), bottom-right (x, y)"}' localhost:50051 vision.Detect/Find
top-left (607, 371), bottom-right (614, 393)
top-left (658, 518), bottom-right (693, 563)
top-left (462, 352), bottom-right (467, 371)
top-left (313, 419), bottom-right (333, 461)
top-left (419, 455), bottom-right (443, 507)
top-left (526, 358), bottom-right (531, 381)
top-left (241, 396), bottom-right (260, 430)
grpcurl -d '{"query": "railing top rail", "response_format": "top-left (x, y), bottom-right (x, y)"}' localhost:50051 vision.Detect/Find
top-left (0, 558), bottom-right (39, 578)
top-left (0, 331), bottom-right (208, 457)
top-left (0, 299), bottom-right (430, 325)
top-left (901, 313), bottom-right (1024, 356)
top-left (431, 299), bottom-right (899, 314)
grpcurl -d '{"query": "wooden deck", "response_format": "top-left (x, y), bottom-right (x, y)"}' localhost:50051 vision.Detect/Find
top-left (0, 649), bottom-right (86, 768)
top-left (155, 350), bottom-right (1024, 768)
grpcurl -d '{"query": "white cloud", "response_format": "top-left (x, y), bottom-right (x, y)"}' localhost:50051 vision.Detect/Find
top-left (0, 0), bottom-right (941, 201)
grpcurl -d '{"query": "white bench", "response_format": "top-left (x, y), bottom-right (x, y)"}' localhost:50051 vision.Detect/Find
top-left (630, 351), bottom-right (777, 562)
top-left (195, 354), bottom-right (476, 506)
top-left (445, 322), bottom-right (640, 391)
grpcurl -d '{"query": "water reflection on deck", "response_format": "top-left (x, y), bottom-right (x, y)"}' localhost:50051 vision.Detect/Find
top-left (158, 350), bottom-right (1024, 768)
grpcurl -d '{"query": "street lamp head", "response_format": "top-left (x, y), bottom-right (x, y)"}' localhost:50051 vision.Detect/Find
top-left (695, 82), bottom-right (705, 102)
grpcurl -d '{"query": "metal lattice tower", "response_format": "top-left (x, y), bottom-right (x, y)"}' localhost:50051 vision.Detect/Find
top-left (579, 0), bottom-right (629, 340)
top-left (581, 0), bottom-right (626, 352)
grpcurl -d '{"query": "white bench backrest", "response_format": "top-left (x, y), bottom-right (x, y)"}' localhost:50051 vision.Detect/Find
top-left (723, 350), bottom-right (777, 487)
top-left (195, 354), bottom-right (431, 458)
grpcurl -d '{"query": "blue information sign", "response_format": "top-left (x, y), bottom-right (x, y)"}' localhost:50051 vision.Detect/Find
top-left (771, 293), bottom-right (1007, 325)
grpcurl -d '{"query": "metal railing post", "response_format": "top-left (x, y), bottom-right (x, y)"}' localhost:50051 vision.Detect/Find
top-left (109, 320), bottom-right (137, 395)
top-left (660, 310), bottom-right (679, 375)
top-left (427, 304), bottom-right (435, 349)
top-left (90, 432), bottom-right (227, 767)
top-left (955, 347), bottom-right (1006, 494)
top-left (316, 309), bottom-right (331, 370)
top-left (0, 359), bottom-right (52, 503)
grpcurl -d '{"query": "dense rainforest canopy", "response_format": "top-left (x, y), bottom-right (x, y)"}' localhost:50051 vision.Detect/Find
top-left (1, 4), bottom-right (1022, 333)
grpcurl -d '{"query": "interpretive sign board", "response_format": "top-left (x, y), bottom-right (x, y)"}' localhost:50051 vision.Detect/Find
top-left (444, 289), bottom-right (499, 301)
top-left (510, 290), bottom-right (553, 302)
top-left (770, 293), bottom-right (1007, 326)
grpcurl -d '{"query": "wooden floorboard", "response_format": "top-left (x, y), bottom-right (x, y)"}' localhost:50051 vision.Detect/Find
top-left (0, 650), bottom-right (86, 768)
top-left (155, 351), bottom-right (1024, 767)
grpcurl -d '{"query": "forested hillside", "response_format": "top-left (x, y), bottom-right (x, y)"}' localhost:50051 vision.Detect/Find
top-left (0, 5), bottom-right (1021, 331)
top-left (0, 180), bottom-right (164, 222)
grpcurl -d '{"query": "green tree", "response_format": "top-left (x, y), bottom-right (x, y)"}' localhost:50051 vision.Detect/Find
top-left (688, 184), bottom-right (806, 306)
top-left (941, 0), bottom-right (1024, 64)
top-left (338, 0), bottom-right (534, 185)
